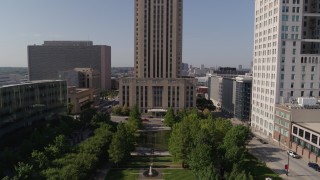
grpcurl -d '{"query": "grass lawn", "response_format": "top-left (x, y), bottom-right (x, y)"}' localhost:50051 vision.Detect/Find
top-left (105, 169), bottom-right (139, 180)
top-left (105, 155), bottom-right (188, 180)
top-left (162, 169), bottom-right (195, 180)
top-left (243, 152), bottom-right (282, 180)
top-left (106, 154), bottom-right (279, 180)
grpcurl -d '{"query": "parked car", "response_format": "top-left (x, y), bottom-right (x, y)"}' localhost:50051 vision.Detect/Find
top-left (287, 150), bottom-right (299, 158)
top-left (308, 162), bottom-right (320, 171)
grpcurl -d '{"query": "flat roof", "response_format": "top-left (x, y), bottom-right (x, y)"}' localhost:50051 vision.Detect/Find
top-left (296, 123), bottom-right (320, 133)
top-left (0, 80), bottom-right (65, 88)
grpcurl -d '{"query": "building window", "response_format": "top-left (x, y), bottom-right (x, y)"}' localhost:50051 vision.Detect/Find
top-left (301, 91), bottom-right (304, 96)
top-left (305, 131), bottom-right (311, 141)
top-left (291, 74), bottom-right (295, 80)
top-left (311, 66), bottom-right (315, 72)
top-left (312, 134), bottom-right (318, 144)
top-left (293, 126), bottom-right (298, 134)
top-left (299, 129), bottom-right (304, 138)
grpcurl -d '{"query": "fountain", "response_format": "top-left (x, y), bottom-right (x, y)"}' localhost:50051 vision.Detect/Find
top-left (143, 163), bottom-right (159, 177)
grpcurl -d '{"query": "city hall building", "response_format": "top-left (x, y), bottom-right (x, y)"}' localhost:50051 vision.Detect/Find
top-left (119, 0), bottom-right (196, 113)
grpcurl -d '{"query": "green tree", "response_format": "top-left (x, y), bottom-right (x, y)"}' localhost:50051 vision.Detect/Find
top-left (112, 105), bottom-right (122, 115)
top-left (31, 150), bottom-right (49, 169)
top-left (127, 105), bottom-right (142, 130)
top-left (226, 164), bottom-right (254, 180)
top-left (196, 97), bottom-right (216, 112)
top-left (164, 107), bottom-right (176, 127)
top-left (121, 105), bottom-right (130, 116)
top-left (91, 112), bottom-right (110, 125)
top-left (168, 109), bottom-right (202, 163)
top-left (108, 123), bottom-right (134, 165)
top-left (222, 125), bottom-right (250, 170)
top-left (202, 108), bottom-right (212, 119)
top-left (44, 135), bottom-right (69, 160)
top-left (129, 105), bottom-right (141, 120)
top-left (80, 108), bottom-right (97, 125)
top-left (188, 144), bottom-right (216, 180)
top-left (13, 162), bottom-right (33, 180)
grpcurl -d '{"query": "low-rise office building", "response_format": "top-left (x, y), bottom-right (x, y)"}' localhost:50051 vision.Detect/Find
top-left (292, 122), bottom-right (320, 163)
top-left (59, 68), bottom-right (101, 96)
top-left (273, 97), bottom-right (320, 163)
top-left (0, 80), bottom-right (67, 138)
top-left (67, 86), bottom-right (94, 114)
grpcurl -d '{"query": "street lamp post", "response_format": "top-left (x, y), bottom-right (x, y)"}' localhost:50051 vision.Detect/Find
top-left (286, 152), bottom-right (289, 176)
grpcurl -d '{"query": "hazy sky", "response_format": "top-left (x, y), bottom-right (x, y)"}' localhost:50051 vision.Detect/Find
top-left (0, 0), bottom-right (254, 68)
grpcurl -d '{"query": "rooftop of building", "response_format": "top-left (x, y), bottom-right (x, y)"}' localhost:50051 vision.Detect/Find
top-left (295, 122), bottom-right (320, 134)
top-left (68, 86), bottom-right (92, 94)
top-left (0, 80), bottom-right (65, 88)
top-left (277, 97), bottom-right (320, 110)
top-left (43, 41), bottom-right (93, 46)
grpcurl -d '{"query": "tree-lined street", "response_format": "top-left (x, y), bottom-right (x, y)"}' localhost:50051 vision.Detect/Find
top-left (248, 135), bottom-right (320, 180)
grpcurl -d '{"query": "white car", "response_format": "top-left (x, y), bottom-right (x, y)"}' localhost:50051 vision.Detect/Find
top-left (287, 150), bottom-right (299, 158)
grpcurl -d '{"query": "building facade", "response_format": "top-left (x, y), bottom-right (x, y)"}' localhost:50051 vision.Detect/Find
top-left (119, 0), bottom-right (196, 113)
top-left (208, 75), bottom-right (222, 109)
top-left (292, 122), bottom-right (320, 163)
top-left (0, 80), bottom-right (67, 138)
top-left (233, 75), bottom-right (252, 121)
top-left (67, 86), bottom-right (94, 114)
top-left (251, 0), bottom-right (320, 137)
top-left (59, 68), bottom-right (101, 96)
top-left (120, 78), bottom-right (195, 113)
top-left (273, 97), bottom-right (320, 163)
top-left (28, 41), bottom-right (111, 91)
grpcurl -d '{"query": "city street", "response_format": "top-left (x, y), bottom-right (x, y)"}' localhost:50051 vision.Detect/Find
top-left (248, 136), bottom-right (320, 180)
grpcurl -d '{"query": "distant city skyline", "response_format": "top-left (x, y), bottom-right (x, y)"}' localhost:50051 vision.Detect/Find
top-left (0, 0), bottom-right (254, 68)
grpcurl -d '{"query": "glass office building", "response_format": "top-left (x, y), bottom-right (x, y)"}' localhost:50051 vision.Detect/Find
top-left (0, 80), bottom-right (67, 138)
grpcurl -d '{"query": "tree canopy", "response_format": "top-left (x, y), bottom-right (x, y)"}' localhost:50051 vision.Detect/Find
top-left (196, 96), bottom-right (216, 112)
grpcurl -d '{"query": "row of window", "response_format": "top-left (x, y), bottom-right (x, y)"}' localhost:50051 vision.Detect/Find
top-left (280, 90), bottom-right (319, 97)
top-left (293, 125), bottom-right (319, 146)
top-left (275, 111), bottom-right (290, 120)
top-left (292, 136), bottom-right (320, 156)
top-left (281, 73), bottom-right (316, 80)
top-left (282, 6), bottom-right (300, 13)
top-left (282, 0), bottom-right (300, 4)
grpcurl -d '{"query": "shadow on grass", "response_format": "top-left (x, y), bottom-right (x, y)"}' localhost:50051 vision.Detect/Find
top-left (249, 146), bottom-right (283, 163)
top-left (105, 168), bottom-right (139, 180)
top-left (242, 153), bottom-right (282, 180)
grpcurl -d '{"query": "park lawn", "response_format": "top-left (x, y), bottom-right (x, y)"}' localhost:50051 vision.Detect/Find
top-left (162, 169), bottom-right (195, 180)
top-left (105, 169), bottom-right (139, 180)
top-left (243, 152), bottom-right (282, 180)
top-left (121, 155), bottom-right (178, 168)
